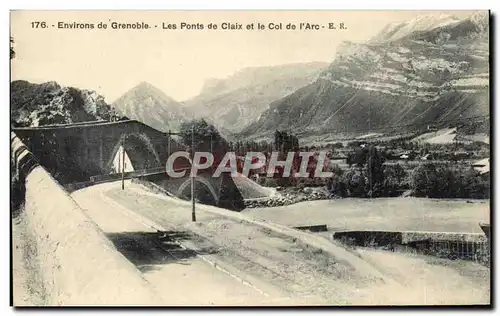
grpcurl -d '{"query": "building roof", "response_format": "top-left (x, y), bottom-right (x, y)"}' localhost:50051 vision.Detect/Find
top-left (472, 158), bottom-right (490, 174)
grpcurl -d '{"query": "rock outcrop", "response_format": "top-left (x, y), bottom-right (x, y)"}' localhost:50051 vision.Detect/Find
top-left (11, 80), bottom-right (120, 127)
top-left (244, 186), bottom-right (331, 208)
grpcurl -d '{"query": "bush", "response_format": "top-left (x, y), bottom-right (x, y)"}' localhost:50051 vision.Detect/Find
top-left (411, 163), bottom-right (489, 198)
top-left (329, 176), bottom-right (348, 198)
top-left (261, 177), bottom-right (280, 188)
top-left (343, 168), bottom-right (367, 197)
top-left (383, 163), bottom-right (409, 196)
top-left (331, 165), bottom-right (386, 198)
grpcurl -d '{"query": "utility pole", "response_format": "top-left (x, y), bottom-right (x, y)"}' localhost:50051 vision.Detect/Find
top-left (191, 124), bottom-right (196, 222)
top-left (121, 137), bottom-right (125, 190)
top-left (165, 130), bottom-right (181, 175)
top-left (167, 129), bottom-right (171, 158)
top-left (368, 148), bottom-right (372, 199)
top-left (210, 133), bottom-right (213, 154)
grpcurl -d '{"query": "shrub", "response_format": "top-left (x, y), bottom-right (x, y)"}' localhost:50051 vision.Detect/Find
top-left (296, 180), bottom-right (306, 190)
top-left (383, 163), bottom-right (409, 196)
top-left (411, 163), bottom-right (489, 198)
top-left (343, 168), bottom-right (367, 197)
top-left (258, 177), bottom-right (280, 188)
top-left (329, 175), bottom-right (348, 198)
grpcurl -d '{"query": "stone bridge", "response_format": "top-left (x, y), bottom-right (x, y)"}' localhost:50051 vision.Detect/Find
top-left (12, 120), bottom-right (244, 211)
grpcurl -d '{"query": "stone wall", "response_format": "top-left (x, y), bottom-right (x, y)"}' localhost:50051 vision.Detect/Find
top-left (11, 133), bottom-right (161, 306)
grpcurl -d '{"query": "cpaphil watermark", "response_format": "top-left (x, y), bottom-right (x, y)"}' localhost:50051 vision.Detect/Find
top-left (166, 151), bottom-right (334, 178)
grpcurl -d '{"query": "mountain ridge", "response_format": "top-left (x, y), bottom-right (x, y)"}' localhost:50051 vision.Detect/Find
top-left (112, 81), bottom-right (191, 132)
top-left (184, 62), bottom-right (329, 132)
top-left (241, 12), bottom-right (489, 139)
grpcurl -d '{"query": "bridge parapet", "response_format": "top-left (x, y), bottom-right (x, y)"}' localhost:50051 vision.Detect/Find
top-left (11, 133), bottom-right (162, 305)
top-left (12, 120), bottom-right (246, 212)
top-left (12, 120), bottom-right (183, 185)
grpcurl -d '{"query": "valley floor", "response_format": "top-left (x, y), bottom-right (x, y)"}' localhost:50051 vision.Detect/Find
top-left (242, 197), bottom-right (490, 233)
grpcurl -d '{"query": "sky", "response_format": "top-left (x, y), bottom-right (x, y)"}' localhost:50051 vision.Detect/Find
top-left (10, 10), bottom-right (478, 102)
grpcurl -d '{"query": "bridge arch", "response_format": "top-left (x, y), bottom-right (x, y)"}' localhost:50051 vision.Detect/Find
top-left (177, 176), bottom-right (219, 205)
top-left (106, 132), bottom-right (161, 172)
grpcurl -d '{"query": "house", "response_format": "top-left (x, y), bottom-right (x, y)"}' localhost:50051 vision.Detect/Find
top-left (421, 153), bottom-right (432, 161)
top-left (398, 151), bottom-right (417, 160)
top-left (453, 151), bottom-right (472, 160)
top-left (472, 158), bottom-right (490, 175)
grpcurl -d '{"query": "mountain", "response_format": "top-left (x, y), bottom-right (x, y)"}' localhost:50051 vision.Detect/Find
top-left (184, 62), bottom-right (328, 133)
top-left (112, 82), bottom-right (191, 132)
top-left (369, 14), bottom-right (463, 43)
top-left (11, 80), bottom-right (120, 127)
top-left (242, 12), bottom-right (489, 140)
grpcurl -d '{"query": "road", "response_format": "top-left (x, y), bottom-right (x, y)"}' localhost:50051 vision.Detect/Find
top-left (71, 181), bottom-right (490, 305)
top-left (72, 182), bottom-right (280, 306)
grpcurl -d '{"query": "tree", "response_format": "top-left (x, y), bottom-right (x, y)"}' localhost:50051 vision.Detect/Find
top-left (346, 152), bottom-right (355, 168)
top-left (411, 163), bottom-right (489, 199)
top-left (179, 119), bottom-right (227, 153)
top-left (383, 163), bottom-right (408, 196)
top-left (274, 130), bottom-right (282, 151)
top-left (346, 144), bottom-right (385, 197)
top-left (343, 168), bottom-right (367, 197)
top-left (365, 145), bottom-right (385, 197)
top-left (274, 130), bottom-right (299, 153)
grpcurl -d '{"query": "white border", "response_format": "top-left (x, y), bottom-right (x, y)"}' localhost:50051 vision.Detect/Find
top-left (4, 0), bottom-right (498, 10)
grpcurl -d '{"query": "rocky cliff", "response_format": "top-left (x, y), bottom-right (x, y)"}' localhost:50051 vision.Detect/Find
top-left (11, 80), bottom-right (120, 127)
top-left (242, 12), bottom-right (489, 139)
top-left (184, 62), bottom-right (328, 133)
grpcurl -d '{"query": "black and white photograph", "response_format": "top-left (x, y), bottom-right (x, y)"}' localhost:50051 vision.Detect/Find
top-left (9, 10), bottom-right (491, 306)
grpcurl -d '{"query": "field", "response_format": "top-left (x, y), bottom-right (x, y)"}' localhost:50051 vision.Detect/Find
top-left (412, 128), bottom-right (458, 144)
top-left (243, 197), bottom-right (490, 234)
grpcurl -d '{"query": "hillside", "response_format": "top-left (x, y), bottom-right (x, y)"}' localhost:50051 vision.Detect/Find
top-left (184, 62), bottom-right (328, 133)
top-left (242, 12), bottom-right (489, 140)
top-left (112, 82), bottom-right (191, 132)
top-left (11, 80), bottom-right (120, 127)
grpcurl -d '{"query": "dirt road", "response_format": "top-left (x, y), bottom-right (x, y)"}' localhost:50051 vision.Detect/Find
top-left (72, 184), bottom-right (279, 306)
top-left (71, 181), bottom-right (490, 305)
top-left (72, 181), bottom-right (385, 305)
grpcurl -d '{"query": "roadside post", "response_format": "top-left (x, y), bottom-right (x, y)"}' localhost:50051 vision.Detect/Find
top-left (121, 137), bottom-right (125, 190)
top-left (191, 124), bottom-right (196, 222)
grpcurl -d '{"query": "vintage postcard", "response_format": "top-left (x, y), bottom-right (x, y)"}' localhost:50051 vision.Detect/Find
top-left (10, 10), bottom-right (490, 306)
